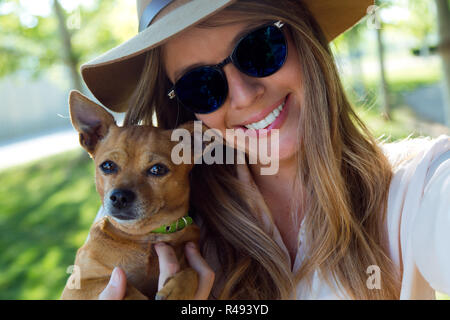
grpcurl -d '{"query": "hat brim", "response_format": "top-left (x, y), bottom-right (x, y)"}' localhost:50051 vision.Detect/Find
top-left (81, 0), bottom-right (373, 113)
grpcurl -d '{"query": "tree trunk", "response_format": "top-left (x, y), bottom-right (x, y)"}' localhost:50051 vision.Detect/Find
top-left (52, 0), bottom-right (83, 93)
top-left (435, 0), bottom-right (450, 127)
top-left (347, 28), bottom-right (367, 99)
top-left (376, 23), bottom-right (391, 121)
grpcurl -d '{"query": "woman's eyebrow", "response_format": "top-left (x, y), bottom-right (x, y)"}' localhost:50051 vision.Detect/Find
top-left (173, 62), bottom-right (204, 83)
top-left (227, 21), bottom-right (264, 52)
top-left (172, 21), bottom-right (264, 82)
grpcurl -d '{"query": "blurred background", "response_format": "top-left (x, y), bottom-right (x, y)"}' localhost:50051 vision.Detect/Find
top-left (0, 0), bottom-right (449, 299)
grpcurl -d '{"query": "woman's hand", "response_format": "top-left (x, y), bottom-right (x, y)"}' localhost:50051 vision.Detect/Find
top-left (98, 266), bottom-right (127, 300)
top-left (98, 242), bottom-right (215, 300)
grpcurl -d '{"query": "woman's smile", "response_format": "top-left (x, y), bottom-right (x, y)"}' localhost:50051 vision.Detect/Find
top-left (233, 93), bottom-right (290, 138)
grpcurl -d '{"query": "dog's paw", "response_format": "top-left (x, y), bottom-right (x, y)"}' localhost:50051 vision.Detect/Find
top-left (154, 292), bottom-right (167, 300)
top-left (155, 268), bottom-right (198, 300)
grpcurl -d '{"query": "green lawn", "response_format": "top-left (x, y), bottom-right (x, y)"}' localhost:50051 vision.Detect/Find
top-left (0, 150), bottom-right (100, 299)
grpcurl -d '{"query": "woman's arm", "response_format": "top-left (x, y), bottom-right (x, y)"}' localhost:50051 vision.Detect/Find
top-left (412, 154), bottom-right (450, 295)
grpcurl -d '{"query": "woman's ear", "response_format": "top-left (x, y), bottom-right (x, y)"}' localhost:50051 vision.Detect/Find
top-left (69, 90), bottom-right (116, 155)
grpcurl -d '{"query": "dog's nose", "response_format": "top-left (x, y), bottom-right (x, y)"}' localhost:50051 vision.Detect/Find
top-left (109, 189), bottom-right (136, 209)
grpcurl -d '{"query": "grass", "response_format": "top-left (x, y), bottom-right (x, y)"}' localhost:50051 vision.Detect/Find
top-left (0, 150), bottom-right (100, 299)
top-left (344, 59), bottom-right (447, 143)
top-left (363, 57), bottom-right (441, 92)
top-left (354, 100), bottom-right (447, 143)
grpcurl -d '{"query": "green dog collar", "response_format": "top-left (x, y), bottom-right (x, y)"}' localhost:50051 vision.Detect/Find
top-left (150, 215), bottom-right (193, 234)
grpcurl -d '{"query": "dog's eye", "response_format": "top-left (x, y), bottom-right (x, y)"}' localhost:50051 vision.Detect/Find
top-left (147, 163), bottom-right (169, 177)
top-left (100, 161), bottom-right (118, 174)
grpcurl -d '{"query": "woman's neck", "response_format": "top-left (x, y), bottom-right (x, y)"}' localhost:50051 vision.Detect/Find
top-left (249, 155), bottom-right (305, 264)
top-left (249, 155), bottom-right (295, 191)
top-left (248, 155), bottom-right (303, 222)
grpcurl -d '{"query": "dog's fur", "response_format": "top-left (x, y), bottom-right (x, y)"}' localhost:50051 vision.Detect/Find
top-left (61, 91), bottom-right (207, 300)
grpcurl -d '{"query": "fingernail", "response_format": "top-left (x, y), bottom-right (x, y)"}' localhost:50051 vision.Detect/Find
top-left (155, 243), bottom-right (165, 249)
top-left (110, 267), bottom-right (120, 288)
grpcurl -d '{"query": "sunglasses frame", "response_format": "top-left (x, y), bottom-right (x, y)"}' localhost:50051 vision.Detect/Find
top-left (167, 20), bottom-right (286, 113)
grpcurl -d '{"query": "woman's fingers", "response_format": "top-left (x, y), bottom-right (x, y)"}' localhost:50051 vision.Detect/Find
top-left (185, 242), bottom-right (215, 300)
top-left (98, 267), bottom-right (127, 300)
top-left (96, 244), bottom-right (214, 300)
top-left (155, 242), bottom-right (215, 300)
top-left (155, 242), bottom-right (180, 291)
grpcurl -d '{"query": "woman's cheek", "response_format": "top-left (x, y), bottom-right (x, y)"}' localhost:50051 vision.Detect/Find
top-left (194, 113), bottom-right (241, 154)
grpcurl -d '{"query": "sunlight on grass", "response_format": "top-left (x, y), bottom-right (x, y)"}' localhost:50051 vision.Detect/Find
top-left (363, 57), bottom-right (441, 92)
top-left (356, 105), bottom-right (424, 142)
top-left (0, 149), bottom-right (100, 299)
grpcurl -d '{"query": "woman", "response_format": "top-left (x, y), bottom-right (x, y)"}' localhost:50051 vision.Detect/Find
top-left (81, 0), bottom-right (450, 299)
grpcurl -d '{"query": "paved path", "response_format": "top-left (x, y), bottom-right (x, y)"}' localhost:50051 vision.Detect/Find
top-left (0, 129), bottom-right (79, 171)
top-left (403, 84), bottom-right (447, 125)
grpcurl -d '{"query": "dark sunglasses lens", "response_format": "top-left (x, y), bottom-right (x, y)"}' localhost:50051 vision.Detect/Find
top-left (175, 67), bottom-right (228, 114)
top-left (234, 25), bottom-right (287, 77)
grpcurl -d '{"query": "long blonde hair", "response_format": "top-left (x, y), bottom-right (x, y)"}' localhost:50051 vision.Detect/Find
top-left (125, 0), bottom-right (401, 299)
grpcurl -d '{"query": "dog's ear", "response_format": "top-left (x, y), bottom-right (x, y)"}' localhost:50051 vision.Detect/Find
top-left (174, 120), bottom-right (222, 164)
top-left (69, 90), bottom-right (116, 155)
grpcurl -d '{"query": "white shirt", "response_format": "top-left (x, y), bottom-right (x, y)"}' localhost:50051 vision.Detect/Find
top-left (385, 134), bottom-right (450, 299)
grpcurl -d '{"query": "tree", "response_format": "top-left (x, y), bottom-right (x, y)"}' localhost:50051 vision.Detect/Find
top-left (407, 0), bottom-right (437, 56)
top-left (375, 19), bottom-right (391, 120)
top-left (374, 0), bottom-right (393, 120)
top-left (52, 0), bottom-right (82, 92)
top-left (334, 23), bottom-right (367, 100)
top-left (0, 0), bottom-right (136, 90)
top-left (346, 25), bottom-right (367, 99)
top-left (435, 0), bottom-right (450, 126)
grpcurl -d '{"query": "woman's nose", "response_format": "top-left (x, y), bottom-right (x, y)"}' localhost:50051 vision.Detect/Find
top-left (223, 64), bottom-right (264, 110)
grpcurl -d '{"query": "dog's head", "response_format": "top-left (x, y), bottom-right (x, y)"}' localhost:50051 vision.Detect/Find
top-left (69, 90), bottom-right (212, 235)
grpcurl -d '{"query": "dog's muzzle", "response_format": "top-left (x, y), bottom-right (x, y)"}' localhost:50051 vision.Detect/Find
top-left (107, 189), bottom-right (138, 221)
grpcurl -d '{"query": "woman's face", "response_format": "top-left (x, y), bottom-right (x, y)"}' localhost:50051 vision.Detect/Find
top-left (162, 15), bottom-right (303, 165)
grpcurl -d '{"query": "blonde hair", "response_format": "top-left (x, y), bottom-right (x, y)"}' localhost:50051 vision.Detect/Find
top-left (125, 0), bottom-right (401, 299)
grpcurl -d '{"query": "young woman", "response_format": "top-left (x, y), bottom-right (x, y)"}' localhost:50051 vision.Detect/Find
top-left (81, 0), bottom-right (450, 299)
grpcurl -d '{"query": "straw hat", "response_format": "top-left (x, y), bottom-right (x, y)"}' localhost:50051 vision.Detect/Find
top-left (81, 0), bottom-right (373, 112)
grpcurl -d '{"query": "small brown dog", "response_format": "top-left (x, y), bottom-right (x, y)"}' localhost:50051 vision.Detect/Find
top-left (61, 90), bottom-right (209, 300)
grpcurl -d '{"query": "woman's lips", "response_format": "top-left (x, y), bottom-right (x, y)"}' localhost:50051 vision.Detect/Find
top-left (235, 94), bottom-right (290, 137)
top-left (237, 97), bottom-right (287, 127)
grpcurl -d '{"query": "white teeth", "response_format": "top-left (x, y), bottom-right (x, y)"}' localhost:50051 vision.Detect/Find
top-left (244, 102), bottom-right (285, 130)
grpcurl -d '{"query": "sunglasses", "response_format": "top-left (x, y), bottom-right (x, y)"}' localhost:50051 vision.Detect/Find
top-left (167, 21), bottom-right (287, 114)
